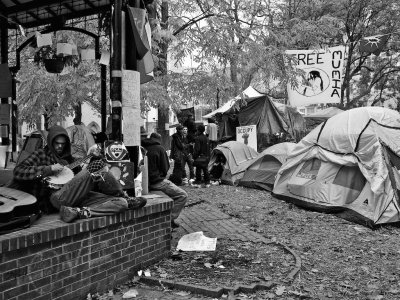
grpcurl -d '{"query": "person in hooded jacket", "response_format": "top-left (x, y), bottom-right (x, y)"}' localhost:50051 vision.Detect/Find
top-left (193, 124), bottom-right (211, 187)
top-left (13, 125), bottom-right (146, 223)
top-left (170, 124), bottom-right (186, 185)
top-left (142, 132), bottom-right (187, 228)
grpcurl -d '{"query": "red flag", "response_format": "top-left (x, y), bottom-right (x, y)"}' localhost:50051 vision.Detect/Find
top-left (359, 34), bottom-right (390, 56)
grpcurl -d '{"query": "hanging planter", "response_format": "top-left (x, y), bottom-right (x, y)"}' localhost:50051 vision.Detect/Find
top-left (44, 58), bottom-right (65, 74)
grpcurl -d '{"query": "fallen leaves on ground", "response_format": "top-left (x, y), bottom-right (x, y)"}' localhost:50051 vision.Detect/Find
top-left (158, 184), bottom-right (400, 299)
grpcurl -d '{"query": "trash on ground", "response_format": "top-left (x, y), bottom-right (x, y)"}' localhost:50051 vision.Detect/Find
top-left (122, 289), bottom-right (139, 298)
top-left (176, 231), bottom-right (217, 251)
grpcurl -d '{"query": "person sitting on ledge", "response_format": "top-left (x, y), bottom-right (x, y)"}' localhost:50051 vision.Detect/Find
top-left (141, 132), bottom-right (187, 228)
top-left (12, 125), bottom-right (146, 223)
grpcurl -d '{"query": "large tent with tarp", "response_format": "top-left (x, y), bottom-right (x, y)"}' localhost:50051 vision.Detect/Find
top-left (272, 107), bottom-right (400, 227)
top-left (304, 106), bottom-right (344, 131)
top-left (219, 95), bottom-right (289, 151)
top-left (273, 102), bottom-right (307, 141)
top-left (203, 86), bottom-right (264, 120)
top-left (239, 142), bottom-right (296, 191)
top-left (208, 141), bottom-right (259, 185)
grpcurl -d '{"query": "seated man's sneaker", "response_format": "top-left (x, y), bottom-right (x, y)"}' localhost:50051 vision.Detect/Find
top-left (188, 178), bottom-right (195, 185)
top-left (60, 206), bottom-right (91, 223)
top-left (126, 196), bottom-right (147, 209)
top-left (182, 178), bottom-right (189, 185)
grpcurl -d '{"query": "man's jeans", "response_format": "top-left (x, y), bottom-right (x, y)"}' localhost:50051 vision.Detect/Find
top-left (149, 179), bottom-right (187, 220)
top-left (182, 154), bottom-right (195, 179)
top-left (50, 169), bottom-right (128, 217)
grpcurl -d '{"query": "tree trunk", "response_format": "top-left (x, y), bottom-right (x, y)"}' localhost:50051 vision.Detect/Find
top-left (73, 102), bottom-right (82, 125)
top-left (43, 114), bottom-right (50, 131)
top-left (157, 0), bottom-right (170, 149)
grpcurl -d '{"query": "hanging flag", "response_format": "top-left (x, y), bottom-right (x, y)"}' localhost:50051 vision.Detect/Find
top-left (137, 18), bottom-right (154, 84)
top-left (286, 46), bottom-right (347, 107)
top-left (124, 5), bottom-right (149, 71)
top-left (359, 34), bottom-right (390, 56)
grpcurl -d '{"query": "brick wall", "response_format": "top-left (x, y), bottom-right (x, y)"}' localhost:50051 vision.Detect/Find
top-left (0, 197), bottom-right (173, 300)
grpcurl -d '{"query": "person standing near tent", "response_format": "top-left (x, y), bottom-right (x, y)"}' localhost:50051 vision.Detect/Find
top-left (184, 114), bottom-right (197, 144)
top-left (206, 118), bottom-right (218, 152)
top-left (170, 125), bottom-right (186, 185)
top-left (182, 126), bottom-right (195, 184)
top-left (142, 132), bottom-right (187, 228)
top-left (193, 125), bottom-right (211, 187)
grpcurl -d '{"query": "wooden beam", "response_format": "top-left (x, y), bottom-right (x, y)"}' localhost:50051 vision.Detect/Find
top-left (6, 0), bottom-right (110, 14)
top-left (13, 5), bottom-right (110, 28)
top-left (45, 7), bottom-right (58, 17)
top-left (27, 11), bottom-right (40, 21)
top-left (0, 2), bottom-right (8, 13)
top-left (83, 0), bottom-right (96, 9)
top-left (62, 2), bottom-right (77, 13)
top-left (6, 0), bottom-right (64, 14)
top-left (10, 0), bottom-right (21, 5)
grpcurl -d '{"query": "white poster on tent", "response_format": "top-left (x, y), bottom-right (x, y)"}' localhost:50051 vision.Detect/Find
top-left (286, 46), bottom-right (347, 107)
top-left (236, 125), bottom-right (257, 151)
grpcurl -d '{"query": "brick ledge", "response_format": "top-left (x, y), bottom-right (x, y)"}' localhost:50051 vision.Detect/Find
top-left (0, 195), bottom-right (173, 254)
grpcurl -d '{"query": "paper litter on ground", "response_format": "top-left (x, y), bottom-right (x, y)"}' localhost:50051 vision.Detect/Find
top-left (176, 231), bottom-right (217, 251)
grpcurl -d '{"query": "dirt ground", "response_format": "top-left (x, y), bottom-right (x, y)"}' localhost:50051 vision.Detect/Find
top-left (148, 184), bottom-right (400, 300)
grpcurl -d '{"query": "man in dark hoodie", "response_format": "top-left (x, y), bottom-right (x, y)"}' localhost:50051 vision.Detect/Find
top-left (142, 132), bottom-right (187, 228)
top-left (169, 124), bottom-right (186, 185)
top-left (193, 124), bottom-right (211, 187)
top-left (13, 125), bottom-right (146, 223)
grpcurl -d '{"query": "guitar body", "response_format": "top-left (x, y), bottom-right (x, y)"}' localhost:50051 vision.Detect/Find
top-left (44, 153), bottom-right (95, 190)
top-left (0, 187), bottom-right (38, 222)
top-left (45, 167), bottom-right (74, 190)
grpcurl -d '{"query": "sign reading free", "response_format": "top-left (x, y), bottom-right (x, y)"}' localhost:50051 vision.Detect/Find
top-left (236, 125), bottom-right (257, 151)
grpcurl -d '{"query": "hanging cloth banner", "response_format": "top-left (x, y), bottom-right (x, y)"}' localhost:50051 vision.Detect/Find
top-left (359, 35), bottom-right (390, 56)
top-left (128, 7), bottom-right (155, 84)
top-left (124, 5), bottom-right (149, 71)
top-left (286, 46), bottom-right (346, 107)
top-left (36, 32), bottom-right (52, 47)
top-left (0, 64), bottom-right (12, 98)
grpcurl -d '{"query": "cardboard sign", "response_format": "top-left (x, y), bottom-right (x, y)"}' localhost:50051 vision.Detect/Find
top-left (109, 161), bottom-right (135, 189)
top-left (236, 125), bottom-right (257, 151)
top-left (104, 141), bottom-right (130, 163)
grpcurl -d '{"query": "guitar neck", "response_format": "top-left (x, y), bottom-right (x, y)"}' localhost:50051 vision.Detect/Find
top-left (67, 154), bottom-right (94, 170)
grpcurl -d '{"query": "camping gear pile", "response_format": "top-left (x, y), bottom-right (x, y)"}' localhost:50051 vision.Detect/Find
top-left (209, 107), bottom-right (400, 227)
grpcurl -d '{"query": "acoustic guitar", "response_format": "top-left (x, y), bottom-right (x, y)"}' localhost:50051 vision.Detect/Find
top-left (0, 187), bottom-right (38, 222)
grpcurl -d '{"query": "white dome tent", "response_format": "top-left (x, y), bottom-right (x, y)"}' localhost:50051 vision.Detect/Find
top-left (272, 107), bottom-right (400, 227)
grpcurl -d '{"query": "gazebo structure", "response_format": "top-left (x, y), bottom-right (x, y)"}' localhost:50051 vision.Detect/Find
top-left (0, 0), bottom-right (150, 168)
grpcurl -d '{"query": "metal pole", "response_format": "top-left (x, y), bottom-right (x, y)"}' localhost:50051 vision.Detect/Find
top-left (11, 72), bottom-right (17, 154)
top-left (101, 64), bottom-right (107, 133)
top-left (0, 17), bottom-right (10, 146)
